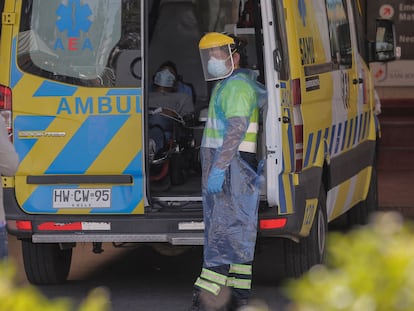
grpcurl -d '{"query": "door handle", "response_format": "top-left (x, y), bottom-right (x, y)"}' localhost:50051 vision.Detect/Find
top-left (353, 78), bottom-right (364, 84)
top-left (282, 116), bottom-right (290, 123)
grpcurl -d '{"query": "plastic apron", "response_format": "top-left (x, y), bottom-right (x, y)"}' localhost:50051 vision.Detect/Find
top-left (202, 151), bottom-right (262, 267)
top-left (201, 71), bottom-right (266, 267)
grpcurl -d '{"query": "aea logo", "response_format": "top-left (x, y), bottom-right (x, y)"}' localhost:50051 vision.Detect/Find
top-left (298, 0), bottom-right (306, 27)
top-left (54, 0), bottom-right (93, 51)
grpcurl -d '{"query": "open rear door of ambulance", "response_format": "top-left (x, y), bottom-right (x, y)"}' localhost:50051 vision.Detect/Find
top-left (260, 0), bottom-right (286, 211)
top-left (12, 0), bottom-right (145, 217)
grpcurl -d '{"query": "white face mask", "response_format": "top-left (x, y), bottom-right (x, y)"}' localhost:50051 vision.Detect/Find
top-left (154, 69), bottom-right (176, 87)
top-left (207, 57), bottom-right (230, 78)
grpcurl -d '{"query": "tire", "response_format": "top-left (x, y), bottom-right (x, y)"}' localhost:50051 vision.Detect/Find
top-left (347, 166), bottom-right (378, 226)
top-left (22, 240), bottom-right (72, 285)
top-left (284, 186), bottom-right (327, 278)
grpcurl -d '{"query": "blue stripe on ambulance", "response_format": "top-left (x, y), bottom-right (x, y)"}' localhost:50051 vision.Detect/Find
top-left (46, 115), bottom-right (128, 174)
top-left (347, 119), bottom-right (354, 148)
top-left (278, 176), bottom-right (288, 214)
top-left (341, 121), bottom-right (348, 150)
top-left (362, 112), bottom-right (368, 139)
top-left (353, 115), bottom-right (359, 145)
top-left (11, 38), bottom-right (23, 88)
top-left (334, 123), bottom-right (343, 154)
top-left (304, 132), bottom-right (313, 168)
top-left (106, 89), bottom-right (141, 96)
top-left (329, 124), bottom-right (336, 155)
top-left (278, 107), bottom-right (295, 214)
top-left (361, 112), bottom-right (368, 140)
top-left (34, 81), bottom-right (77, 97)
top-left (302, 113), bottom-right (371, 167)
top-left (312, 130), bottom-right (322, 164)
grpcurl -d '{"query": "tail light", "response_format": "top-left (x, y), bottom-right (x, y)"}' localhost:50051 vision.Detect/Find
top-left (0, 85), bottom-right (13, 141)
top-left (259, 218), bottom-right (287, 230)
top-left (292, 79), bottom-right (303, 172)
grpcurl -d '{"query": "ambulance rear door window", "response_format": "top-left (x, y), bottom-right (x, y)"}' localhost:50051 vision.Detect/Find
top-left (17, 0), bottom-right (141, 87)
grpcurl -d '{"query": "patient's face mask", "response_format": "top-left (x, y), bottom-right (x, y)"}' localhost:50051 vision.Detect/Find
top-left (207, 57), bottom-right (230, 78)
top-left (154, 69), bottom-right (176, 87)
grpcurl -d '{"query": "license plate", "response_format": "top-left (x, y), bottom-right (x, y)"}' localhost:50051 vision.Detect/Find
top-left (53, 188), bottom-right (111, 208)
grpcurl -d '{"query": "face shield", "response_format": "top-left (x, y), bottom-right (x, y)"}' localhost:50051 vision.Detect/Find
top-left (199, 44), bottom-right (234, 81)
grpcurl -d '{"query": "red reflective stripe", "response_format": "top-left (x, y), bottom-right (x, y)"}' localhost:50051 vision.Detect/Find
top-left (0, 85), bottom-right (13, 139)
top-left (0, 85), bottom-right (12, 110)
top-left (295, 124), bottom-right (303, 171)
top-left (259, 218), bottom-right (287, 229)
top-left (38, 222), bottom-right (82, 231)
top-left (292, 79), bottom-right (303, 172)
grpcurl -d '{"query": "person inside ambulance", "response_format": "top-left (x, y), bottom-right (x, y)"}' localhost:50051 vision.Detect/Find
top-left (156, 61), bottom-right (195, 101)
top-left (148, 65), bottom-right (195, 158)
top-left (189, 33), bottom-right (266, 311)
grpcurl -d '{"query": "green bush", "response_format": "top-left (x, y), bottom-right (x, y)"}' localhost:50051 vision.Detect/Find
top-left (285, 212), bottom-right (414, 311)
top-left (0, 262), bottom-right (110, 311)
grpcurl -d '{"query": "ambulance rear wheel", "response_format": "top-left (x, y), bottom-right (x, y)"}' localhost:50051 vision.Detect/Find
top-left (284, 186), bottom-right (327, 278)
top-left (22, 240), bottom-right (72, 285)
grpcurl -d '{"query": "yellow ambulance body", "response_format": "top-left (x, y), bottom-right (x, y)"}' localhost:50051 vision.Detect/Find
top-left (0, 0), bottom-right (395, 283)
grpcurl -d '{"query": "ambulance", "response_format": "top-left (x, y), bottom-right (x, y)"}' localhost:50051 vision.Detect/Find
top-left (0, 0), bottom-right (395, 284)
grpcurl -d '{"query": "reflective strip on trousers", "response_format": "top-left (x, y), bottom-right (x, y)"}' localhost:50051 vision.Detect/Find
top-left (226, 277), bottom-right (252, 290)
top-left (200, 268), bottom-right (228, 286)
top-left (195, 277), bottom-right (222, 296)
top-left (229, 264), bottom-right (252, 275)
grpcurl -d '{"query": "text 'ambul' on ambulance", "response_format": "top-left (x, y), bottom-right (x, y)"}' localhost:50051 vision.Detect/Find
top-left (0, 0), bottom-right (396, 284)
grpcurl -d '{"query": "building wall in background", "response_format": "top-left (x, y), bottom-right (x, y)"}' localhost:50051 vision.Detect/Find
top-left (368, 1), bottom-right (414, 92)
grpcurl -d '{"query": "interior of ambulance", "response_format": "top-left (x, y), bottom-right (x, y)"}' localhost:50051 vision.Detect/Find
top-left (145, 0), bottom-right (266, 197)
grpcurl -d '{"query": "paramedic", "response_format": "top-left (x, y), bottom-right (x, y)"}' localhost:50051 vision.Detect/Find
top-left (189, 33), bottom-right (265, 311)
top-left (0, 116), bottom-right (19, 259)
top-left (148, 66), bottom-right (195, 155)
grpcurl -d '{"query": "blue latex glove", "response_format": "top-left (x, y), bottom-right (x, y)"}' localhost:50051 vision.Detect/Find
top-left (207, 167), bottom-right (226, 194)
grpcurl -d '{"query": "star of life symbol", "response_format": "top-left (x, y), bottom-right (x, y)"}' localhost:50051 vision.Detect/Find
top-left (56, 0), bottom-right (92, 38)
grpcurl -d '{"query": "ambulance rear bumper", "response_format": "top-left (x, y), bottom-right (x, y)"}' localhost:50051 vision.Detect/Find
top-left (31, 233), bottom-right (204, 245)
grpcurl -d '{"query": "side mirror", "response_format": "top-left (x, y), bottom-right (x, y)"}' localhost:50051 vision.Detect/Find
top-left (370, 19), bottom-right (396, 62)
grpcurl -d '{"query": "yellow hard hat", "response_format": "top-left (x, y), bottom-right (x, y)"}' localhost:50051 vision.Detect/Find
top-left (198, 32), bottom-right (235, 49)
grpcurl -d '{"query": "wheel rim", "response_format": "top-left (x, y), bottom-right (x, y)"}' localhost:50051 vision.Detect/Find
top-left (317, 209), bottom-right (326, 258)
